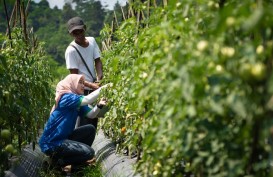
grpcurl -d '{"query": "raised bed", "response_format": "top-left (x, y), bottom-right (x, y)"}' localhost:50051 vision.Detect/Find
top-left (92, 129), bottom-right (140, 177)
top-left (5, 129), bottom-right (140, 177)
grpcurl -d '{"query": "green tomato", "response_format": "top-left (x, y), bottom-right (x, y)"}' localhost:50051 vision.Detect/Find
top-left (3, 91), bottom-right (10, 102)
top-left (12, 149), bottom-right (18, 155)
top-left (1, 129), bottom-right (11, 139)
top-left (239, 63), bottom-right (252, 81)
top-left (240, 63), bottom-right (266, 82)
top-left (251, 63), bottom-right (266, 81)
top-left (5, 144), bottom-right (15, 153)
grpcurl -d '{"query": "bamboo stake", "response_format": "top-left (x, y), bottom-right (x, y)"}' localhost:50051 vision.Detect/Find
top-left (120, 5), bottom-right (126, 21)
top-left (146, 0), bottom-right (150, 27)
top-left (147, 0), bottom-right (150, 18)
top-left (20, 0), bottom-right (28, 44)
top-left (102, 41), bottom-right (109, 51)
top-left (113, 10), bottom-right (119, 28)
top-left (141, 10), bottom-right (145, 20)
top-left (127, 0), bottom-right (132, 18)
top-left (6, 2), bottom-right (16, 34)
top-left (153, 0), bottom-right (157, 7)
top-left (129, 5), bottom-right (135, 18)
top-left (3, 0), bottom-right (12, 47)
top-left (11, 2), bottom-right (18, 28)
top-left (124, 2), bottom-right (129, 20)
top-left (29, 27), bottom-right (35, 53)
top-left (17, 0), bottom-right (22, 28)
top-left (111, 20), bottom-right (114, 36)
top-left (102, 41), bottom-right (106, 51)
top-left (25, 0), bottom-right (31, 18)
top-left (163, 0), bottom-right (167, 7)
top-left (109, 20), bottom-right (114, 45)
top-left (127, 7), bottom-right (131, 18)
top-left (136, 10), bottom-right (140, 34)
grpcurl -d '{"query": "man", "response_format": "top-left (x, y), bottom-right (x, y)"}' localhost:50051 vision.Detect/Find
top-left (65, 16), bottom-right (103, 129)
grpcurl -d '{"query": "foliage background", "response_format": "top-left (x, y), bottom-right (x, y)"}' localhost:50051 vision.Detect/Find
top-left (100, 0), bottom-right (273, 176)
top-left (0, 0), bottom-right (127, 65)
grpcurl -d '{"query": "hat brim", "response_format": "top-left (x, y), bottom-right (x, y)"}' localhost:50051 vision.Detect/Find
top-left (68, 25), bottom-right (85, 33)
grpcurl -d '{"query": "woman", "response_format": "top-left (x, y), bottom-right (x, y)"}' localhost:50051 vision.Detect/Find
top-left (39, 74), bottom-right (108, 169)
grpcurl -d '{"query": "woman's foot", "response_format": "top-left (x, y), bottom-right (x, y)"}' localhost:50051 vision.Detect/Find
top-left (60, 158), bottom-right (96, 175)
top-left (62, 165), bottom-right (72, 174)
top-left (86, 157), bottom-right (96, 166)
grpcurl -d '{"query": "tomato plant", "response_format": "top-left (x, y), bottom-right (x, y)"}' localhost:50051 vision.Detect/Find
top-left (100, 0), bottom-right (273, 176)
top-left (0, 29), bottom-right (53, 175)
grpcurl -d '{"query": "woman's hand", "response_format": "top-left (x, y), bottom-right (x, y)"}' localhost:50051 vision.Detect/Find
top-left (100, 83), bottom-right (113, 89)
top-left (97, 98), bottom-right (107, 108)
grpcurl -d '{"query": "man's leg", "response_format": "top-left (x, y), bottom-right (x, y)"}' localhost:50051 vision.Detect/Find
top-left (69, 124), bottom-right (96, 146)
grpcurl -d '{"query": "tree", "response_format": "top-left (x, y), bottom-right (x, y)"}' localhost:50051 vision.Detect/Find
top-left (73, 0), bottom-right (105, 37)
top-left (62, 3), bottom-right (78, 23)
top-left (0, 0), bottom-right (14, 33)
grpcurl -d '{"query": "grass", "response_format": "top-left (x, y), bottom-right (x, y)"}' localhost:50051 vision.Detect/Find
top-left (81, 164), bottom-right (103, 177)
top-left (40, 163), bottom-right (103, 177)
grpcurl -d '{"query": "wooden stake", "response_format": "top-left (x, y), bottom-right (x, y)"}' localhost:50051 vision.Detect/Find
top-left (153, 0), bottom-right (157, 7)
top-left (25, 0), bottom-right (31, 17)
top-left (3, 0), bottom-right (12, 47)
top-left (120, 5), bottom-right (126, 21)
top-left (163, 0), bottom-right (167, 7)
top-left (113, 10), bottom-right (119, 28)
top-left (20, 0), bottom-right (28, 44)
top-left (17, 0), bottom-right (22, 28)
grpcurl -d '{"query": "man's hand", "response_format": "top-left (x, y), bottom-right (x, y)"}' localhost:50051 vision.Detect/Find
top-left (84, 81), bottom-right (100, 90)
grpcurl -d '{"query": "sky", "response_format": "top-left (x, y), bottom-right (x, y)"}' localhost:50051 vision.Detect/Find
top-left (33, 0), bottom-right (128, 10)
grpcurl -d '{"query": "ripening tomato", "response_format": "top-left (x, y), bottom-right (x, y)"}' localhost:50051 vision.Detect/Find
top-left (121, 127), bottom-right (126, 134)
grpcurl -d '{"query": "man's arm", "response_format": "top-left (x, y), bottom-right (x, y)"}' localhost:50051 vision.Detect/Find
top-left (69, 68), bottom-right (99, 90)
top-left (95, 58), bottom-right (103, 81)
top-left (69, 68), bottom-right (79, 74)
top-left (84, 81), bottom-right (100, 90)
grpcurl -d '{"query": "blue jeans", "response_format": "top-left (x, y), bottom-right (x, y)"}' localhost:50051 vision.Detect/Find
top-left (47, 124), bottom-right (96, 166)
